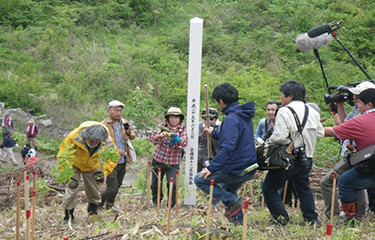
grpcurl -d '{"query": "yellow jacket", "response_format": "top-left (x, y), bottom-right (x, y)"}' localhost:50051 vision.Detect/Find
top-left (57, 121), bottom-right (118, 176)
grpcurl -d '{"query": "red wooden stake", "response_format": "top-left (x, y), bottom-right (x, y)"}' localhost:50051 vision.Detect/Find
top-left (167, 177), bottom-right (174, 236)
top-left (16, 181), bottom-right (20, 240)
top-left (330, 172), bottom-right (337, 224)
top-left (33, 171), bottom-right (38, 191)
top-left (25, 175), bottom-right (30, 211)
top-left (206, 179), bottom-right (214, 240)
top-left (31, 190), bottom-right (36, 240)
top-left (325, 223), bottom-right (332, 240)
top-left (175, 170), bottom-right (179, 215)
top-left (26, 209), bottom-right (31, 240)
top-left (157, 168), bottom-right (161, 219)
top-left (243, 200), bottom-right (249, 240)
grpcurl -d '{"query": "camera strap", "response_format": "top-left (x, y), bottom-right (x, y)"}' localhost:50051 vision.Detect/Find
top-left (286, 105), bottom-right (309, 147)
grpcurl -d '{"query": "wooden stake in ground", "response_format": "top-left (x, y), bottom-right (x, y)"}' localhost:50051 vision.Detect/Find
top-left (26, 209), bottom-right (31, 240)
top-left (175, 169), bottom-right (179, 215)
top-left (242, 200), bottom-right (249, 240)
top-left (147, 161), bottom-right (152, 206)
top-left (33, 170), bottom-right (38, 191)
top-left (204, 84), bottom-right (212, 159)
top-left (157, 168), bottom-right (161, 219)
top-left (167, 177), bottom-right (174, 236)
top-left (242, 181), bottom-right (247, 198)
top-left (261, 171), bottom-right (266, 209)
top-left (16, 181), bottom-right (20, 240)
top-left (282, 179), bottom-right (289, 205)
top-left (249, 180), bottom-right (254, 202)
top-left (205, 179), bottom-right (214, 240)
top-left (25, 174), bottom-right (30, 211)
top-left (31, 190), bottom-right (36, 240)
top-left (325, 171), bottom-right (337, 240)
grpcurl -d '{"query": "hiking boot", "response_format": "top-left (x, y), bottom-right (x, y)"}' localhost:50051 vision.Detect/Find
top-left (224, 199), bottom-right (244, 218)
top-left (227, 210), bottom-right (244, 225)
top-left (87, 203), bottom-right (98, 215)
top-left (306, 219), bottom-right (321, 226)
top-left (63, 208), bottom-right (75, 225)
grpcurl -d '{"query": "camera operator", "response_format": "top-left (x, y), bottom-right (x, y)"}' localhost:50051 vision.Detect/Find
top-left (320, 81), bottom-right (375, 219)
top-left (262, 81), bottom-right (324, 226)
top-left (324, 88), bottom-right (375, 223)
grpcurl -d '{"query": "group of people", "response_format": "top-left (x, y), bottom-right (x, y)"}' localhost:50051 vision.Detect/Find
top-left (194, 80), bottom-right (375, 226)
top-left (58, 80), bottom-right (375, 227)
top-left (1, 110), bottom-right (38, 166)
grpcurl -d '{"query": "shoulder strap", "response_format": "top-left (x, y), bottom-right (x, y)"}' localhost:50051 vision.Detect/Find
top-left (286, 105), bottom-right (309, 134)
top-left (286, 105), bottom-right (309, 147)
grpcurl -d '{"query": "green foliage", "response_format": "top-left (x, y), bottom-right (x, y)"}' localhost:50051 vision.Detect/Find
top-left (36, 177), bottom-right (56, 204)
top-left (98, 145), bottom-right (120, 170)
top-left (132, 138), bottom-right (155, 158)
top-left (52, 143), bottom-right (76, 184)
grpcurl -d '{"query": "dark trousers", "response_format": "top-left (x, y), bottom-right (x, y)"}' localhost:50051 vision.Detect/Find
top-left (101, 163), bottom-right (126, 205)
top-left (368, 188), bottom-right (375, 212)
top-left (150, 159), bottom-right (179, 207)
top-left (262, 158), bottom-right (318, 224)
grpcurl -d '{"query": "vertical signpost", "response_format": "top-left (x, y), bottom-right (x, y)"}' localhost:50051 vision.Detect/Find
top-left (184, 17), bottom-right (203, 206)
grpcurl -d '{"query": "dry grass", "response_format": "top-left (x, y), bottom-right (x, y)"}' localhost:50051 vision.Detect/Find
top-left (1, 159), bottom-right (375, 239)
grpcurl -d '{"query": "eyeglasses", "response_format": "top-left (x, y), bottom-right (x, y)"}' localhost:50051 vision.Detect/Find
top-left (202, 116), bottom-right (216, 121)
top-left (111, 109), bottom-right (123, 113)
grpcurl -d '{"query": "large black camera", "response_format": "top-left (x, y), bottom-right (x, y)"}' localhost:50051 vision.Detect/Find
top-left (293, 146), bottom-right (309, 168)
top-left (324, 85), bottom-right (354, 106)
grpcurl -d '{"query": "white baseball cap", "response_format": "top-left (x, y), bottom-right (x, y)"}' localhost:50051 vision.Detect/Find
top-left (348, 81), bottom-right (375, 95)
top-left (108, 100), bottom-right (125, 108)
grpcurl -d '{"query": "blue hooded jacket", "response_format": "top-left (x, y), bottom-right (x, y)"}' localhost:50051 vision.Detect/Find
top-left (207, 101), bottom-right (256, 175)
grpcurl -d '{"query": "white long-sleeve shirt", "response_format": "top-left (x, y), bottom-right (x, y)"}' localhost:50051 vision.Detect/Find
top-left (267, 101), bottom-right (324, 158)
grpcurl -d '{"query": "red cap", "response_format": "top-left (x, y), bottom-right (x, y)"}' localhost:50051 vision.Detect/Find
top-left (210, 179), bottom-right (214, 186)
top-left (333, 171), bottom-right (337, 179)
top-left (64, 237), bottom-right (69, 240)
top-left (17, 181), bottom-right (20, 186)
top-left (176, 170), bottom-right (179, 175)
top-left (26, 175), bottom-right (29, 181)
top-left (170, 177), bottom-right (174, 183)
top-left (26, 209), bottom-right (31, 219)
top-left (244, 200), bottom-right (249, 209)
top-left (158, 168), bottom-right (161, 172)
top-left (326, 223), bottom-right (332, 235)
top-left (33, 190), bottom-right (36, 197)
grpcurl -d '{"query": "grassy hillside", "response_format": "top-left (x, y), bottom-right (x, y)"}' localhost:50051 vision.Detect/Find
top-left (1, 0), bottom-right (375, 164)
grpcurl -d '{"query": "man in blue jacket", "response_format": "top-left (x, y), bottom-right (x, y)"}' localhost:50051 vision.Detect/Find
top-left (194, 82), bottom-right (257, 224)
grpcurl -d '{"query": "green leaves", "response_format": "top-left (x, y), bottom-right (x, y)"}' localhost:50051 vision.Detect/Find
top-left (52, 144), bottom-right (76, 184)
top-left (98, 145), bottom-right (120, 170)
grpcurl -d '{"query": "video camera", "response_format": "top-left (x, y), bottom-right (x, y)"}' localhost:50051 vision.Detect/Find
top-left (324, 80), bottom-right (375, 106)
top-left (324, 85), bottom-right (354, 106)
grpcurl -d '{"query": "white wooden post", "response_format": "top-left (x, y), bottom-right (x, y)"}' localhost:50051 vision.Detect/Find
top-left (184, 17), bottom-right (203, 206)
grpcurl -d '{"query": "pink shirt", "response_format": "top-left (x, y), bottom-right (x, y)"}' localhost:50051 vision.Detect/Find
top-left (333, 111), bottom-right (375, 151)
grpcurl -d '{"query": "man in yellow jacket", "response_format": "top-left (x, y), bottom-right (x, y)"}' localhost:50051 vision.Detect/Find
top-left (59, 121), bottom-right (117, 224)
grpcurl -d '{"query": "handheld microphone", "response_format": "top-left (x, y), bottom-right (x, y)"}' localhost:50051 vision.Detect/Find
top-left (307, 24), bottom-right (332, 38)
top-left (295, 33), bottom-right (332, 52)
